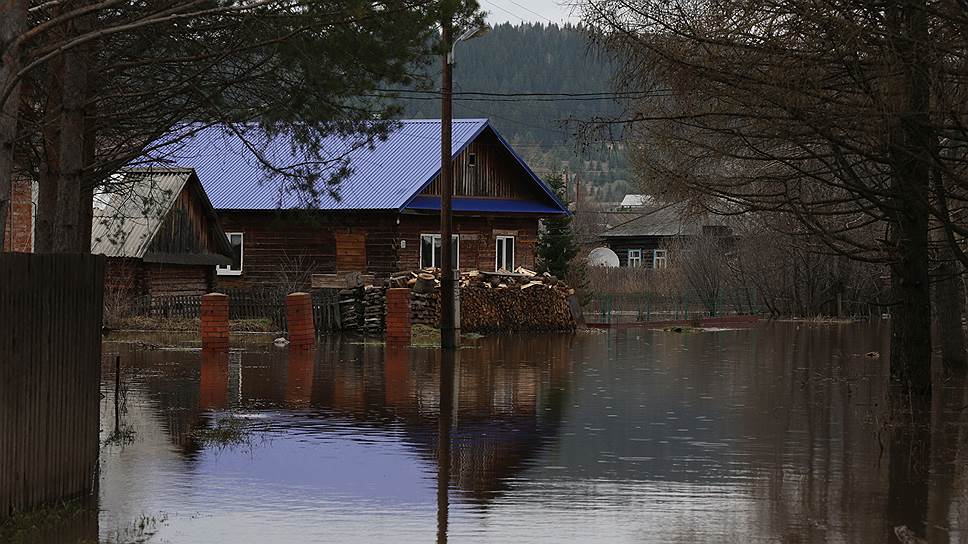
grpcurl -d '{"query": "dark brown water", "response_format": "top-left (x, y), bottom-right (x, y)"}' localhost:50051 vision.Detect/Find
top-left (16, 322), bottom-right (968, 543)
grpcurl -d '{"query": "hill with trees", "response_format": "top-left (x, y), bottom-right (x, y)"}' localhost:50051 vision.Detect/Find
top-left (394, 22), bottom-right (631, 203)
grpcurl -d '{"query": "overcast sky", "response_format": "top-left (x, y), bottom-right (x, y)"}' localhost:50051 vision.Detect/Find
top-left (481, 0), bottom-right (581, 25)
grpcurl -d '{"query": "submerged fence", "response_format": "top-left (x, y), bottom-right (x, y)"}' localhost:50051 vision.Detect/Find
top-left (586, 290), bottom-right (761, 324)
top-left (586, 290), bottom-right (887, 324)
top-left (0, 253), bottom-right (105, 518)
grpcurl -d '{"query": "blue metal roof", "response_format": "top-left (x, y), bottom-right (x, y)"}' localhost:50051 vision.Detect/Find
top-left (145, 120), bottom-right (567, 215)
top-left (406, 196), bottom-right (566, 215)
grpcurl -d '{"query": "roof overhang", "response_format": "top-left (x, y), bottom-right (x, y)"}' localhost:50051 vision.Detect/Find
top-left (404, 196), bottom-right (569, 216)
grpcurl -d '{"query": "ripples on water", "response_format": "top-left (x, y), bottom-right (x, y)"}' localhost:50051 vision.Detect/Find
top-left (20, 321), bottom-right (968, 543)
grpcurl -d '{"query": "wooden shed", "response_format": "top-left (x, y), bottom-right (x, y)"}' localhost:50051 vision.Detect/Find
top-left (91, 168), bottom-right (233, 300)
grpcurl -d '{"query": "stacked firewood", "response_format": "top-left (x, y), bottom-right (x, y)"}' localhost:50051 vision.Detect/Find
top-left (382, 267), bottom-right (577, 332)
top-left (338, 287), bottom-right (364, 331)
top-left (411, 291), bottom-right (440, 326)
top-left (362, 286), bottom-right (386, 334)
top-left (332, 267), bottom-right (576, 334)
top-left (458, 268), bottom-right (576, 332)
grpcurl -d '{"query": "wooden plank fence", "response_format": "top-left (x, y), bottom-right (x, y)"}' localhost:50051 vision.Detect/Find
top-left (0, 253), bottom-right (105, 519)
top-left (129, 288), bottom-right (342, 334)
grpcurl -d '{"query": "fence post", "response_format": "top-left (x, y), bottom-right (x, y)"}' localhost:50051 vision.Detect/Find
top-left (286, 292), bottom-right (316, 349)
top-left (201, 293), bottom-right (230, 351)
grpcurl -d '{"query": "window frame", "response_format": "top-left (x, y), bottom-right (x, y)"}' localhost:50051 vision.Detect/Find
top-left (217, 232), bottom-right (244, 276)
top-left (468, 153), bottom-right (478, 167)
top-left (495, 235), bottom-right (515, 271)
top-left (653, 249), bottom-right (668, 269)
top-left (419, 233), bottom-right (460, 269)
top-left (627, 248), bottom-right (642, 268)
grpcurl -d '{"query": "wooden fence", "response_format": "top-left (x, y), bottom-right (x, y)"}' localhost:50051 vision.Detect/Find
top-left (0, 253), bottom-right (105, 519)
top-left (130, 288), bottom-right (341, 333)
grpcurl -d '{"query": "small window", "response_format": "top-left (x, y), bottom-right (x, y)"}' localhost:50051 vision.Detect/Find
top-left (653, 249), bottom-right (668, 269)
top-left (627, 249), bottom-right (642, 268)
top-left (419, 234), bottom-right (459, 269)
top-left (496, 236), bottom-right (515, 271)
top-left (468, 153), bottom-right (477, 167)
top-left (218, 232), bottom-right (243, 276)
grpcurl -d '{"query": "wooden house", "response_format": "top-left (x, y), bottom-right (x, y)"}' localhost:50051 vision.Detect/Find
top-left (600, 198), bottom-right (734, 268)
top-left (91, 168), bottom-right (233, 299)
top-left (154, 119), bottom-right (569, 290)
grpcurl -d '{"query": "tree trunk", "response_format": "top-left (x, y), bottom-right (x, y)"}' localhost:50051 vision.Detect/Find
top-left (0, 1), bottom-right (27, 250)
top-left (932, 231), bottom-right (966, 371)
top-left (35, 16), bottom-right (92, 254)
top-left (34, 54), bottom-right (63, 254)
top-left (888, 0), bottom-right (933, 396)
top-left (890, 224), bottom-right (932, 395)
top-left (52, 33), bottom-right (89, 253)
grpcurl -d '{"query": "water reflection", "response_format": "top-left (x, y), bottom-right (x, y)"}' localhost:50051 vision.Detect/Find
top-left (12, 323), bottom-right (968, 543)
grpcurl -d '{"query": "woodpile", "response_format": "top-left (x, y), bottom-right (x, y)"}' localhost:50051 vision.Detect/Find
top-left (362, 286), bottom-right (386, 334)
top-left (332, 266), bottom-right (577, 334)
top-left (411, 291), bottom-right (440, 326)
top-left (458, 267), bottom-right (576, 332)
top-left (338, 287), bottom-right (364, 331)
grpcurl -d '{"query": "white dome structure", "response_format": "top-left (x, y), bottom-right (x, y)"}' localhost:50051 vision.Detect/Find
top-left (588, 247), bottom-right (620, 267)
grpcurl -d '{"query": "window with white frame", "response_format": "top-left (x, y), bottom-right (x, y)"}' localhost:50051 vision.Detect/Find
top-left (653, 249), bottom-right (668, 269)
top-left (496, 236), bottom-right (515, 271)
top-left (627, 249), bottom-right (642, 268)
top-left (420, 234), bottom-right (459, 269)
top-left (217, 232), bottom-right (244, 276)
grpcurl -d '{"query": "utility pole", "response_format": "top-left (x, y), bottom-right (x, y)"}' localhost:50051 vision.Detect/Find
top-left (440, 12), bottom-right (458, 350)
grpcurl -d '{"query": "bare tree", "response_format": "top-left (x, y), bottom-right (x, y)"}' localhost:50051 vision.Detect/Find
top-left (579, 0), bottom-right (968, 394)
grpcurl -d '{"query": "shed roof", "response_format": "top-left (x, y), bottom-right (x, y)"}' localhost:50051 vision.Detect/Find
top-left (601, 202), bottom-right (732, 238)
top-left (145, 120), bottom-right (568, 214)
top-left (91, 168), bottom-right (232, 263)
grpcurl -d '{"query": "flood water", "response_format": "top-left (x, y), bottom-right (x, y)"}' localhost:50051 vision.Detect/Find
top-left (17, 322), bottom-right (968, 543)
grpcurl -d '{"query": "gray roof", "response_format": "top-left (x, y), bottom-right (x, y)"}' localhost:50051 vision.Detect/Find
top-left (91, 169), bottom-right (200, 259)
top-left (601, 202), bottom-right (732, 238)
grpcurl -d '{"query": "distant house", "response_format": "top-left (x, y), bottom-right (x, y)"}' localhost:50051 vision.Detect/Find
top-left (155, 119), bottom-right (569, 290)
top-left (600, 199), bottom-right (734, 268)
top-left (92, 168), bottom-right (233, 299)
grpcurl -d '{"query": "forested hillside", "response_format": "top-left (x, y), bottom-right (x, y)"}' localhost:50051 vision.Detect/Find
top-left (394, 22), bottom-right (631, 203)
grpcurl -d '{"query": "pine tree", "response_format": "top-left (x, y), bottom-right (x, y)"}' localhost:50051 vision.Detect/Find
top-left (536, 173), bottom-right (584, 288)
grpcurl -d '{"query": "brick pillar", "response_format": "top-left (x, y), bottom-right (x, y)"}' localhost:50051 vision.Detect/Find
top-left (385, 288), bottom-right (412, 344)
top-left (3, 179), bottom-right (32, 252)
top-left (201, 293), bottom-right (229, 350)
top-left (286, 292), bottom-right (315, 349)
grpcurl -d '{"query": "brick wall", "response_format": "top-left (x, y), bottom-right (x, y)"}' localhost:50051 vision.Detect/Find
top-left (2, 179), bottom-right (33, 252)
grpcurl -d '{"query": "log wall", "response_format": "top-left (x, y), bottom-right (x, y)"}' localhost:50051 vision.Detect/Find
top-left (603, 236), bottom-right (665, 268)
top-left (213, 210), bottom-right (541, 289)
top-left (104, 258), bottom-right (211, 299)
top-left (397, 215), bottom-right (540, 272)
top-left (145, 263), bottom-right (210, 297)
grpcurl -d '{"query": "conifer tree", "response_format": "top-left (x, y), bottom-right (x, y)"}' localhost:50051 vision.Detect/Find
top-left (536, 173), bottom-right (584, 288)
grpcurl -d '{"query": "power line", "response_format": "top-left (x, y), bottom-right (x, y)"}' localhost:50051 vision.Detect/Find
top-left (488, 0), bottom-right (554, 23)
top-left (377, 88), bottom-right (673, 98)
top-left (481, 0), bottom-right (529, 23)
